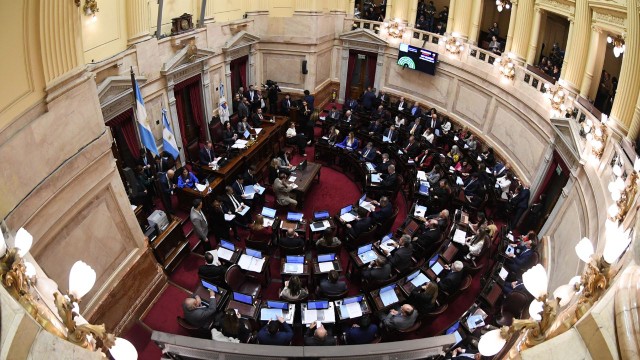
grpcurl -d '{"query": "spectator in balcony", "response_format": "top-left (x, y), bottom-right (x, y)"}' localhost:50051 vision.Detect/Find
top-left (489, 36), bottom-right (501, 54)
top-left (434, 22), bottom-right (446, 35)
top-left (416, 15), bottom-right (429, 31)
top-left (488, 22), bottom-right (500, 41)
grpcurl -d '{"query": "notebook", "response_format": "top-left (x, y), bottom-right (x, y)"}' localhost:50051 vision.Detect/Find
top-left (431, 262), bottom-right (444, 275)
top-left (453, 229), bottom-right (467, 244)
top-left (238, 254), bottom-right (265, 272)
top-left (379, 284), bottom-right (399, 306)
top-left (260, 308), bottom-right (284, 321)
top-left (217, 240), bottom-right (235, 260)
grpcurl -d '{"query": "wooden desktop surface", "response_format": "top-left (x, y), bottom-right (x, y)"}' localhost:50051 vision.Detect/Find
top-left (194, 284), bottom-right (229, 311)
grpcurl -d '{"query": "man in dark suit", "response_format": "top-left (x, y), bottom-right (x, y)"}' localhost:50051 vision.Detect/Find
top-left (257, 316), bottom-right (294, 345)
top-left (371, 105), bottom-right (385, 120)
top-left (346, 208), bottom-right (373, 239)
top-left (505, 238), bottom-right (536, 273)
top-left (231, 176), bottom-right (253, 207)
top-left (463, 173), bottom-right (481, 197)
top-left (158, 169), bottom-right (176, 214)
top-left (304, 322), bottom-right (336, 346)
top-left (252, 108), bottom-right (266, 127)
top-left (426, 111), bottom-right (441, 131)
top-left (383, 125), bottom-right (399, 143)
top-left (407, 118), bottom-right (423, 137)
top-left (413, 220), bottom-right (442, 250)
top-left (383, 235), bottom-right (413, 273)
top-left (359, 142), bottom-right (377, 162)
top-left (409, 102), bottom-right (422, 118)
top-left (345, 315), bottom-right (378, 344)
top-left (380, 165), bottom-right (398, 189)
top-left (381, 304), bottom-right (418, 331)
top-left (199, 141), bottom-right (216, 166)
top-left (395, 97), bottom-right (408, 112)
top-left (328, 106), bottom-right (341, 121)
top-left (238, 98), bottom-right (250, 120)
top-left (368, 119), bottom-right (384, 136)
top-left (376, 91), bottom-right (389, 108)
top-left (361, 257), bottom-right (392, 282)
top-left (280, 229), bottom-right (305, 248)
top-left (281, 94), bottom-right (293, 115)
top-left (303, 90), bottom-right (315, 111)
top-left (318, 270), bottom-right (347, 296)
top-left (370, 196), bottom-right (392, 224)
top-left (222, 185), bottom-right (249, 225)
top-left (244, 85), bottom-right (257, 103)
top-left (361, 87), bottom-right (376, 110)
top-left (191, 199), bottom-right (211, 251)
top-left (377, 153), bottom-right (392, 173)
top-left (198, 251), bottom-right (227, 279)
top-left (510, 186), bottom-right (530, 228)
top-left (437, 260), bottom-right (464, 294)
top-left (137, 149), bottom-right (156, 177)
top-left (182, 290), bottom-right (217, 329)
top-left (403, 136), bottom-right (421, 158)
top-left (345, 98), bottom-right (359, 112)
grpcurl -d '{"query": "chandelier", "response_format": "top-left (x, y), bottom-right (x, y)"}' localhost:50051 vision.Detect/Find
top-left (543, 80), bottom-right (570, 118)
top-left (496, 0), bottom-right (511, 12)
top-left (580, 113), bottom-right (609, 160)
top-left (606, 35), bottom-right (625, 57)
top-left (381, 19), bottom-right (406, 41)
top-left (495, 53), bottom-right (516, 80)
top-left (443, 32), bottom-right (465, 55)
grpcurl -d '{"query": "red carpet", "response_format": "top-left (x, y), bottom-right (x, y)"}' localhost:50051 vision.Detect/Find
top-left (142, 284), bottom-right (191, 336)
top-left (122, 322), bottom-right (162, 360)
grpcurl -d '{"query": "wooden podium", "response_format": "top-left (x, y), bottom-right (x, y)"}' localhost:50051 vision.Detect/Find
top-left (149, 218), bottom-right (190, 273)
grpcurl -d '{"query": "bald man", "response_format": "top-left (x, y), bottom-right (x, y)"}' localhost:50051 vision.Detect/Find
top-left (303, 322), bottom-right (337, 346)
top-left (182, 289), bottom-right (217, 329)
top-left (159, 169), bottom-right (176, 214)
top-left (381, 304), bottom-right (418, 331)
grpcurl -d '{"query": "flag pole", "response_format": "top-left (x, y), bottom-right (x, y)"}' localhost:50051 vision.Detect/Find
top-left (129, 67), bottom-right (145, 156)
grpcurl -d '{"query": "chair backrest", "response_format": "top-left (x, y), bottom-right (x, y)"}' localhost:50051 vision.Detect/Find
top-left (210, 122), bottom-right (223, 143)
top-left (317, 242), bottom-right (342, 254)
top-left (502, 290), bottom-right (530, 318)
top-left (245, 237), bottom-right (270, 253)
top-left (426, 303), bottom-right (448, 317)
top-left (187, 141), bottom-right (201, 163)
top-left (325, 288), bottom-right (349, 301)
top-left (177, 316), bottom-right (200, 331)
top-left (224, 265), bottom-right (244, 290)
top-left (459, 274), bottom-right (473, 292)
top-left (397, 319), bottom-right (421, 333)
top-left (279, 243), bottom-right (305, 256)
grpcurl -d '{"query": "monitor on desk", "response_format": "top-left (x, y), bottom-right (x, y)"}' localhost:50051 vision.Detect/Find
top-left (446, 321), bottom-right (464, 345)
top-left (287, 212), bottom-right (303, 222)
top-left (220, 240), bottom-right (235, 251)
top-left (286, 255), bottom-right (304, 264)
top-left (298, 160), bottom-right (307, 170)
top-left (243, 129), bottom-right (251, 139)
top-left (314, 210), bottom-right (330, 221)
top-left (233, 292), bottom-right (254, 305)
top-left (358, 194), bottom-right (367, 204)
top-left (317, 253), bottom-right (336, 262)
top-left (343, 295), bottom-right (363, 304)
top-left (357, 243), bottom-right (373, 255)
top-left (246, 248), bottom-right (262, 259)
top-left (201, 280), bottom-right (219, 293)
top-left (267, 300), bottom-right (289, 310)
top-left (340, 204), bottom-right (354, 215)
top-left (307, 300), bottom-right (330, 310)
top-left (407, 270), bottom-right (420, 281)
top-left (261, 207), bottom-right (277, 219)
top-left (380, 283), bottom-right (396, 294)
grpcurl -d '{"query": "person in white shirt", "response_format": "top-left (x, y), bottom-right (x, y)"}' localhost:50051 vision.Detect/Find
top-left (219, 97), bottom-right (230, 124)
top-left (285, 122), bottom-right (307, 156)
top-left (465, 135), bottom-right (477, 151)
top-left (441, 116), bottom-right (451, 135)
top-left (394, 116), bottom-right (406, 128)
top-left (422, 127), bottom-right (435, 144)
top-left (496, 172), bottom-right (513, 199)
top-left (464, 227), bottom-right (489, 259)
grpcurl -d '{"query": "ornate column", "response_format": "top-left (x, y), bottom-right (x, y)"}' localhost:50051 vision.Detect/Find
top-left (348, 0), bottom-right (356, 15)
top-left (610, 0), bottom-right (640, 137)
top-left (453, 0), bottom-right (473, 39)
top-left (561, 0), bottom-right (590, 90)
top-left (510, 0), bottom-right (534, 60)
top-left (525, 8), bottom-right (543, 64)
top-left (126, 0), bottom-right (151, 44)
top-left (447, 0), bottom-right (456, 35)
top-left (504, 0), bottom-right (518, 53)
top-left (580, 26), bottom-right (603, 98)
top-left (468, 0), bottom-right (484, 45)
top-left (560, 18), bottom-right (574, 79)
top-left (408, 0), bottom-right (419, 26)
top-left (388, 0), bottom-right (410, 22)
top-left (39, 0), bottom-right (83, 85)
top-left (630, 91), bottom-right (640, 140)
top-left (204, 0), bottom-right (215, 22)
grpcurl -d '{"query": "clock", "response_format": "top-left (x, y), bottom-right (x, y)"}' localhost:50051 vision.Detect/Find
top-left (171, 13), bottom-right (193, 35)
top-left (180, 19), bottom-right (189, 31)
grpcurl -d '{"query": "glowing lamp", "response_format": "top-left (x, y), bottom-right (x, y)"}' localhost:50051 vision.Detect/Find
top-left (575, 237), bottom-right (594, 262)
top-left (15, 228), bottom-right (33, 257)
top-left (68, 261), bottom-right (96, 300)
top-left (479, 329), bottom-right (507, 356)
top-left (110, 338), bottom-right (138, 360)
top-left (522, 264), bottom-right (548, 299)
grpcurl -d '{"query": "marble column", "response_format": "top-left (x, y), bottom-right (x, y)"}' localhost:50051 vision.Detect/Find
top-left (408, 0), bottom-right (419, 26)
top-left (447, 0), bottom-right (456, 35)
top-left (468, 0), bottom-right (484, 45)
top-left (453, 0), bottom-right (472, 39)
top-left (39, 0), bottom-right (83, 84)
top-left (126, 0), bottom-right (151, 44)
top-left (630, 91), bottom-right (640, 140)
top-left (560, 18), bottom-right (574, 80)
top-left (504, 0), bottom-right (518, 53)
top-left (610, 0), bottom-right (640, 136)
top-left (580, 26), bottom-right (603, 98)
top-left (204, 0), bottom-right (215, 21)
top-left (525, 8), bottom-right (543, 64)
top-left (561, 0), bottom-right (590, 90)
top-left (348, 0), bottom-right (356, 15)
top-left (510, 0), bottom-right (534, 60)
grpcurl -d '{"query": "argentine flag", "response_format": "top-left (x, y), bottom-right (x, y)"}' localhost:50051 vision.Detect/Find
top-left (132, 73), bottom-right (159, 156)
top-left (162, 109), bottom-right (180, 159)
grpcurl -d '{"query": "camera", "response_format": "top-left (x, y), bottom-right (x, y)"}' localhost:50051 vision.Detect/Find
top-left (263, 80), bottom-right (278, 88)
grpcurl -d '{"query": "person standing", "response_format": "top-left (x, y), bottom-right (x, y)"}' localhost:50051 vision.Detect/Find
top-left (190, 199), bottom-right (211, 251)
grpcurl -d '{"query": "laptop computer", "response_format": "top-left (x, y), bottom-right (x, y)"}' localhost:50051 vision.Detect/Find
top-left (407, 270), bottom-right (429, 287)
top-left (446, 321), bottom-right (464, 346)
top-left (297, 160), bottom-right (308, 171)
top-left (357, 243), bottom-right (378, 263)
top-left (287, 212), bottom-right (304, 222)
top-left (243, 129), bottom-right (251, 139)
top-left (313, 210), bottom-right (330, 221)
top-left (217, 240), bottom-right (235, 260)
top-left (201, 280), bottom-right (219, 293)
top-left (339, 204), bottom-right (357, 222)
top-left (246, 247), bottom-right (263, 259)
top-left (232, 292), bottom-right (254, 305)
top-left (317, 253), bottom-right (336, 263)
top-left (284, 255), bottom-right (304, 273)
top-left (261, 207), bottom-right (277, 227)
top-left (307, 300), bottom-right (330, 310)
top-left (267, 300), bottom-right (289, 310)
top-left (343, 295), bottom-right (363, 305)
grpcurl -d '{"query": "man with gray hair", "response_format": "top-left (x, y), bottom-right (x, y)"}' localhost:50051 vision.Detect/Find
top-left (381, 303), bottom-right (418, 331)
top-left (437, 260), bottom-right (464, 294)
top-left (182, 289), bottom-right (217, 329)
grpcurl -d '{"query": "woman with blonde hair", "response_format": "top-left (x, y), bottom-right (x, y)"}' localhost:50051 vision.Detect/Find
top-left (249, 214), bottom-right (272, 242)
top-left (408, 281), bottom-right (439, 314)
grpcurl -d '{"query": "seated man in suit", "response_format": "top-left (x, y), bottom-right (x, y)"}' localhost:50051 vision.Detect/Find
top-left (232, 175), bottom-right (253, 207)
top-left (361, 256), bottom-right (392, 282)
top-left (237, 116), bottom-right (253, 134)
top-left (342, 110), bottom-right (354, 127)
top-left (280, 229), bottom-right (305, 248)
top-left (177, 168), bottom-right (199, 189)
top-left (377, 153), bottom-right (392, 173)
top-left (344, 98), bottom-right (359, 113)
top-left (394, 96), bottom-right (408, 112)
top-left (413, 219), bottom-right (442, 250)
top-left (199, 250), bottom-right (227, 279)
top-left (318, 269), bottom-right (347, 296)
top-left (409, 102), bottom-right (422, 118)
top-left (437, 260), bottom-right (464, 294)
top-left (505, 236), bottom-right (536, 273)
top-left (346, 208), bottom-right (373, 239)
top-left (382, 234), bottom-right (413, 273)
top-left (379, 164), bottom-right (398, 189)
top-left (222, 185), bottom-right (250, 225)
top-left (182, 289), bottom-right (218, 329)
top-left (359, 142), bottom-right (377, 162)
top-left (371, 105), bottom-right (385, 120)
top-left (251, 108), bottom-right (266, 127)
top-left (199, 141), bottom-right (216, 166)
top-left (382, 125), bottom-right (399, 143)
top-left (402, 136), bottom-right (421, 158)
top-left (304, 322), bottom-right (337, 346)
top-left (345, 315), bottom-right (378, 344)
top-left (368, 118), bottom-right (384, 136)
top-left (370, 196), bottom-right (392, 224)
top-left (380, 304), bottom-right (418, 331)
top-left (407, 118), bottom-right (423, 137)
top-left (257, 316), bottom-right (293, 345)
top-left (327, 106), bottom-right (341, 121)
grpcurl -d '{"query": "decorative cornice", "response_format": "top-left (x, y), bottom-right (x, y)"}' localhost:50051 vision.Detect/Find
top-left (538, 0), bottom-right (575, 17)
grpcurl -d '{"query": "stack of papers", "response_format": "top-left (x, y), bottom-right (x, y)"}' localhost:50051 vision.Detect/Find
top-left (290, 183), bottom-right (298, 189)
top-left (340, 302), bottom-right (363, 318)
top-left (263, 217), bottom-right (275, 227)
top-left (340, 213), bottom-right (356, 222)
top-left (360, 201), bottom-right (375, 212)
top-left (260, 308), bottom-right (284, 321)
top-left (453, 229), bottom-right (467, 244)
top-left (238, 254), bottom-right (265, 272)
top-left (499, 267), bottom-right (509, 280)
top-left (410, 272), bottom-right (430, 287)
top-left (217, 247), bottom-right (234, 261)
top-left (195, 183), bottom-right (207, 192)
top-left (253, 184), bottom-right (266, 195)
top-left (366, 163), bottom-right (376, 172)
top-left (236, 206), bottom-right (250, 216)
top-left (224, 214), bottom-right (236, 221)
top-left (371, 174), bottom-right (382, 183)
top-left (318, 262), bottom-right (335, 272)
top-left (289, 176), bottom-right (297, 182)
top-left (417, 171), bottom-right (427, 181)
top-left (255, 128), bottom-right (263, 135)
top-left (380, 289), bottom-right (399, 306)
top-left (414, 205), bottom-right (427, 217)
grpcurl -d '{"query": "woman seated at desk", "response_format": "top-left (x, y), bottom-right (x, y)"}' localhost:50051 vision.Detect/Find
top-left (220, 309), bottom-right (251, 343)
top-left (249, 214), bottom-right (273, 243)
top-left (286, 122), bottom-right (307, 156)
top-left (463, 226), bottom-right (490, 260)
top-left (408, 282), bottom-right (438, 315)
top-left (280, 275), bottom-right (309, 301)
top-left (222, 121), bottom-right (238, 145)
top-left (338, 131), bottom-right (359, 150)
top-left (316, 228), bottom-right (342, 247)
top-left (448, 145), bottom-right (463, 163)
top-left (177, 168), bottom-right (199, 189)
top-left (326, 125), bottom-right (340, 145)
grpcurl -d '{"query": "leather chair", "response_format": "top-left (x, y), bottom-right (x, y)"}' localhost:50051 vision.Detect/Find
top-left (245, 237), bottom-right (272, 255)
top-left (422, 303), bottom-right (448, 319)
top-left (321, 288), bottom-right (349, 301)
top-left (398, 319), bottom-right (422, 333)
top-left (279, 243), bottom-right (304, 256)
top-left (375, 207), bottom-right (399, 238)
top-left (224, 265), bottom-right (262, 297)
top-left (341, 332), bottom-right (382, 345)
top-left (317, 242), bottom-right (342, 254)
top-left (362, 273), bottom-right (397, 292)
top-left (497, 290), bottom-right (531, 326)
top-left (177, 316), bottom-right (211, 339)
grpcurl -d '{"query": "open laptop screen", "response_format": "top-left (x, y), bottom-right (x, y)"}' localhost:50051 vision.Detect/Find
top-left (314, 210), bottom-right (330, 220)
top-left (343, 295), bottom-right (363, 304)
top-left (286, 255), bottom-right (304, 264)
top-left (340, 205), bottom-right (353, 215)
top-left (233, 292), bottom-right (253, 305)
top-left (261, 207), bottom-right (277, 218)
top-left (267, 300), bottom-right (289, 310)
top-left (246, 248), bottom-right (262, 259)
top-left (287, 212), bottom-right (303, 222)
top-left (307, 300), bottom-right (329, 310)
top-left (220, 240), bottom-right (235, 250)
top-left (357, 243), bottom-right (373, 255)
top-left (317, 253), bottom-right (336, 262)
top-left (201, 280), bottom-right (219, 293)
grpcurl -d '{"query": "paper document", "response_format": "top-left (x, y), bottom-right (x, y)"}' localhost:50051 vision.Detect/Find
top-left (467, 314), bottom-right (485, 330)
top-left (236, 139), bottom-right (248, 145)
top-left (195, 183), bottom-right (207, 192)
top-left (449, 166), bottom-right (456, 173)
top-left (477, 156), bottom-right (482, 161)
top-left (290, 183), bottom-right (298, 189)
top-left (319, 116), bottom-right (326, 120)
top-left (260, 308), bottom-right (283, 321)
top-left (253, 184), bottom-right (266, 195)
top-left (243, 193), bottom-right (255, 200)
top-left (506, 233), bottom-right (515, 241)
top-left (318, 262), bottom-right (334, 272)
top-left (237, 206), bottom-right (250, 216)
top-left (284, 263), bottom-right (303, 274)
top-left (358, 251), bottom-right (378, 264)
top-left (486, 167), bottom-right (492, 174)
top-left (304, 309), bottom-right (317, 323)
top-left (414, 205), bottom-right (427, 217)
top-left (345, 302), bottom-right (362, 318)
top-left (431, 262), bottom-right (444, 275)
top-left (288, 176), bottom-right (297, 182)
top-left (453, 229), bottom-right (467, 244)
top-left (255, 128), bottom-right (263, 134)
top-left (380, 239), bottom-right (396, 253)
top-left (224, 214), bottom-right (236, 221)
top-left (410, 272), bottom-right (430, 287)
top-left (232, 143), bottom-right (246, 149)
top-left (340, 213), bottom-right (356, 222)
top-left (217, 247), bottom-right (234, 261)
top-left (244, 185), bottom-right (256, 195)
top-left (380, 289), bottom-right (399, 306)
top-left (322, 136), bottom-right (329, 140)
top-left (454, 136), bottom-right (459, 141)
top-left (456, 177), bottom-right (464, 185)
top-left (499, 267), bottom-right (509, 280)
top-left (263, 218), bottom-right (274, 227)
top-left (505, 245), bottom-right (515, 255)
top-left (417, 171), bottom-right (427, 181)
top-left (382, 136), bottom-right (390, 143)
top-left (371, 174), bottom-right (382, 183)
top-left (238, 254), bottom-right (265, 272)
top-left (360, 201), bottom-right (375, 212)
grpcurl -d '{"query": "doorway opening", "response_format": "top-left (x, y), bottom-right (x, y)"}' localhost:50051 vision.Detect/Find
top-left (344, 50), bottom-right (378, 101)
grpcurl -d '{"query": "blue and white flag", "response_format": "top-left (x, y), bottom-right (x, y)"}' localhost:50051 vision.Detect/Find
top-left (161, 109), bottom-right (180, 159)
top-left (131, 71), bottom-right (159, 156)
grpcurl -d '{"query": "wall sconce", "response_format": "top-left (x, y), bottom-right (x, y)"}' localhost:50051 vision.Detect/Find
top-left (442, 32), bottom-right (465, 56)
top-left (496, 0), bottom-right (512, 12)
top-left (607, 35), bottom-right (625, 58)
top-left (495, 53), bottom-right (516, 80)
top-left (381, 19), bottom-right (407, 41)
top-left (543, 81), bottom-right (568, 118)
top-left (75, 0), bottom-right (99, 22)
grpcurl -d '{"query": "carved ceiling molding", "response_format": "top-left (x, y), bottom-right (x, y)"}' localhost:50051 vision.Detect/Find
top-left (591, 8), bottom-right (627, 32)
top-left (97, 76), bottom-right (147, 123)
top-left (221, 31), bottom-right (261, 62)
top-left (538, 0), bottom-right (575, 18)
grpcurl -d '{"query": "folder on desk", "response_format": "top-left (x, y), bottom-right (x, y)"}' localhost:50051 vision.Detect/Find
top-left (414, 205), bottom-right (427, 217)
top-left (217, 247), bottom-right (234, 261)
top-left (289, 176), bottom-right (297, 182)
top-left (453, 229), bottom-right (467, 244)
top-left (224, 214), bottom-right (236, 221)
top-left (499, 267), bottom-right (509, 280)
top-left (244, 185), bottom-right (256, 195)
top-left (318, 261), bottom-right (335, 272)
top-left (410, 272), bottom-right (430, 287)
top-left (253, 184), bottom-right (266, 195)
top-left (238, 254), bottom-right (265, 272)
top-left (382, 135), bottom-right (391, 143)
top-left (195, 183), bottom-right (207, 192)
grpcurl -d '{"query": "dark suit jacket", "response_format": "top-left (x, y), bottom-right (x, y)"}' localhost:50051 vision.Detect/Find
top-left (371, 203), bottom-right (392, 223)
top-left (377, 161), bottom-right (391, 173)
top-left (416, 227), bottom-right (442, 249)
top-left (403, 141), bottom-right (421, 158)
top-left (251, 113), bottom-right (265, 127)
top-left (511, 188), bottom-right (531, 209)
top-left (319, 278), bottom-right (347, 296)
top-left (395, 100), bottom-right (407, 111)
top-left (383, 128), bottom-right (399, 143)
top-left (362, 263), bottom-right (392, 281)
top-left (439, 270), bottom-right (464, 294)
top-left (408, 287), bottom-right (436, 315)
top-left (281, 98), bottom-right (293, 114)
top-left (304, 328), bottom-right (337, 346)
top-left (426, 118), bottom-right (441, 131)
top-left (243, 170), bottom-right (258, 186)
top-left (257, 322), bottom-right (294, 345)
top-left (183, 294), bottom-right (217, 329)
top-left (347, 217), bottom-right (373, 238)
top-left (407, 122), bottom-right (423, 136)
top-left (409, 106), bottom-right (422, 118)
top-left (345, 324), bottom-right (378, 344)
top-left (380, 172), bottom-right (398, 189)
top-left (368, 122), bottom-right (384, 135)
top-left (506, 248), bottom-right (535, 272)
top-left (360, 147), bottom-right (377, 161)
top-left (223, 129), bottom-right (236, 145)
top-left (388, 246), bottom-right (413, 272)
top-left (222, 193), bottom-right (243, 212)
top-left (361, 91), bottom-right (376, 109)
top-left (158, 172), bottom-right (172, 196)
top-left (280, 235), bottom-right (304, 248)
top-left (199, 147), bottom-right (216, 165)
top-left (238, 102), bottom-right (249, 119)
top-left (198, 263), bottom-right (226, 279)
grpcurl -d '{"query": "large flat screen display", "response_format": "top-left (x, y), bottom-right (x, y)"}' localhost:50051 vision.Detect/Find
top-left (397, 43), bottom-right (438, 75)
